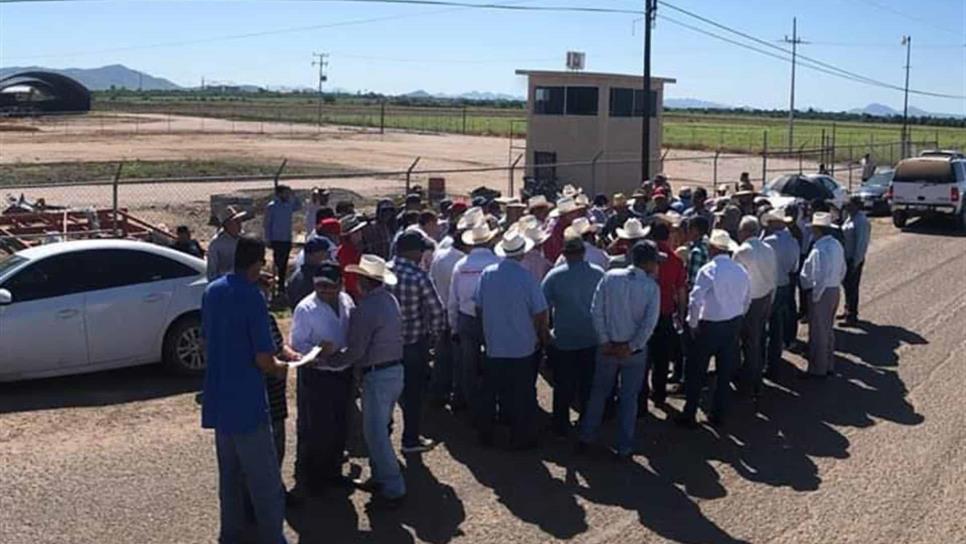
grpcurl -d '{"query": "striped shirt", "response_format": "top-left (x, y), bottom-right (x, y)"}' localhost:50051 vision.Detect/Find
top-left (265, 316), bottom-right (287, 422)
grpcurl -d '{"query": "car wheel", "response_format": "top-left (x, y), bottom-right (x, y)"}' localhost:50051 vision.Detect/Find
top-left (892, 211), bottom-right (907, 229)
top-left (163, 315), bottom-right (205, 375)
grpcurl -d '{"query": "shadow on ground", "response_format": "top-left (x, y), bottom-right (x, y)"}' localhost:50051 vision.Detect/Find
top-left (0, 363), bottom-right (199, 414)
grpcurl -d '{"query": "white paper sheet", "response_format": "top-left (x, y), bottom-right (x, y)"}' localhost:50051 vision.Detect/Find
top-left (289, 346), bottom-right (322, 368)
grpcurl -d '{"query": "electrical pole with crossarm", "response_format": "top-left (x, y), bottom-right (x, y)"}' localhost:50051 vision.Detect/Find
top-left (641, 0), bottom-right (656, 182)
top-left (312, 52), bottom-right (329, 128)
top-left (783, 17), bottom-right (806, 151)
top-left (901, 35), bottom-right (912, 158)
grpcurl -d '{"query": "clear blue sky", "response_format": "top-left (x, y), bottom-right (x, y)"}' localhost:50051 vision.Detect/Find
top-left (2, 0), bottom-right (964, 113)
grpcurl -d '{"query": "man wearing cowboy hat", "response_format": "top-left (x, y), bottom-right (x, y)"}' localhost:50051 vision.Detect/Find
top-left (323, 254), bottom-right (407, 506)
top-left (474, 229), bottom-right (549, 449)
top-left (543, 195), bottom-right (587, 263)
top-left (840, 197), bottom-right (871, 326)
top-left (206, 205), bottom-right (249, 281)
top-left (607, 217), bottom-right (650, 269)
top-left (554, 218), bottom-right (609, 270)
top-left (542, 231), bottom-right (605, 437)
top-left (388, 232), bottom-right (446, 454)
top-left (733, 216), bottom-right (778, 402)
top-left (361, 199), bottom-right (397, 259)
top-left (337, 214), bottom-right (368, 300)
top-left (677, 229), bottom-right (751, 428)
top-left (799, 211), bottom-right (846, 379)
top-left (642, 222), bottom-right (688, 407)
top-left (683, 187), bottom-right (715, 231)
top-left (761, 210), bottom-right (800, 374)
top-left (447, 220), bottom-right (501, 417)
top-left (578, 241), bottom-right (662, 458)
top-left (519, 222), bottom-right (553, 283)
top-left (602, 193), bottom-right (632, 242)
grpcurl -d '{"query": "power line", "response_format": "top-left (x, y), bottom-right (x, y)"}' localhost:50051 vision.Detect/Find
top-left (849, 0), bottom-right (964, 37)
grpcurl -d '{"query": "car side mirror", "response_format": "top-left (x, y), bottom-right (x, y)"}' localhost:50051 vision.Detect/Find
top-left (0, 289), bottom-right (11, 305)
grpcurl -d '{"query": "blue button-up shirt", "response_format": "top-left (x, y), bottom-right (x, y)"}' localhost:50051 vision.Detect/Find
top-left (474, 259), bottom-right (549, 359)
top-left (591, 266), bottom-right (661, 353)
top-left (201, 274), bottom-right (277, 434)
top-left (542, 260), bottom-right (605, 350)
top-left (762, 228), bottom-right (800, 287)
top-left (842, 211), bottom-right (871, 265)
top-left (264, 197), bottom-right (302, 243)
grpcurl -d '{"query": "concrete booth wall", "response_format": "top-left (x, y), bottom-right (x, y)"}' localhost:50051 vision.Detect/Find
top-left (516, 70), bottom-right (674, 198)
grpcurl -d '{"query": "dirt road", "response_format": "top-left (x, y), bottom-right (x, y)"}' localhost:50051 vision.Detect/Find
top-left (1, 217), bottom-right (963, 544)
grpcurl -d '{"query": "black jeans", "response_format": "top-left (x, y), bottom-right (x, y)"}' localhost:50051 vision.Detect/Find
top-left (843, 260), bottom-right (864, 319)
top-left (271, 241), bottom-right (292, 293)
top-left (644, 315), bottom-right (676, 404)
top-left (479, 355), bottom-right (537, 446)
top-left (767, 285), bottom-right (793, 372)
top-left (740, 295), bottom-right (772, 397)
top-left (683, 317), bottom-right (742, 422)
top-left (301, 367), bottom-right (352, 492)
top-left (271, 418), bottom-right (285, 468)
top-left (550, 346), bottom-right (596, 434)
top-left (400, 338), bottom-right (431, 447)
top-left (430, 328), bottom-right (457, 403)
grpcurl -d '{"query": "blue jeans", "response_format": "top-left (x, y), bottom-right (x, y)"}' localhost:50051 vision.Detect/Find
top-left (579, 350), bottom-right (648, 456)
top-left (215, 423), bottom-right (287, 544)
top-left (362, 363), bottom-right (406, 499)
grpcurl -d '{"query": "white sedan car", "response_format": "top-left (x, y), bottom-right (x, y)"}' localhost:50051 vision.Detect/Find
top-left (0, 239), bottom-right (207, 382)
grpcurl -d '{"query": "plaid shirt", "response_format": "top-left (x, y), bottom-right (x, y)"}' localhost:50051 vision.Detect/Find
top-left (687, 237), bottom-right (710, 287)
top-left (388, 256), bottom-right (446, 345)
top-left (362, 222), bottom-right (393, 260)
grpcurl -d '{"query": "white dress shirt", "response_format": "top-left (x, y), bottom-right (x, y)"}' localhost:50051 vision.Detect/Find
top-left (762, 228), bottom-right (800, 287)
top-left (447, 247), bottom-right (500, 328)
top-left (733, 237), bottom-right (778, 300)
top-left (290, 291), bottom-right (355, 370)
top-left (688, 254), bottom-right (752, 329)
top-left (554, 242), bottom-right (610, 270)
top-left (430, 244), bottom-right (465, 309)
top-left (800, 235), bottom-right (847, 302)
top-left (842, 211), bottom-right (871, 265)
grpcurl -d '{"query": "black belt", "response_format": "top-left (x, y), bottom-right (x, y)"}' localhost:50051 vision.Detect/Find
top-left (362, 360), bottom-right (402, 374)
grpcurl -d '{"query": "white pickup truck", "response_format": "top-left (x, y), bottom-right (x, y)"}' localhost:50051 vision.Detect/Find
top-left (889, 156), bottom-right (966, 231)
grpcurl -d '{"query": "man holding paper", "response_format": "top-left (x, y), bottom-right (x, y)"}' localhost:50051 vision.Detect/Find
top-left (289, 262), bottom-right (355, 495)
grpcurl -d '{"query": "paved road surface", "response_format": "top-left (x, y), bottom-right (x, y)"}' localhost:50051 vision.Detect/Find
top-left (2, 218), bottom-right (964, 543)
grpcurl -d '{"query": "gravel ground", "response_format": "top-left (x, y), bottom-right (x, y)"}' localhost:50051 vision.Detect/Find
top-left (2, 215), bottom-right (965, 543)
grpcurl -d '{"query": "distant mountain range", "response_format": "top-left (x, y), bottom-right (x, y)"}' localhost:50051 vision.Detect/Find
top-left (0, 64), bottom-right (181, 91)
top-left (1, 65), bottom-right (963, 118)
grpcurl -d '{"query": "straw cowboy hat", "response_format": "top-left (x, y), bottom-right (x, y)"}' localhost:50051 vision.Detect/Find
top-left (461, 221), bottom-right (501, 246)
top-left (549, 195), bottom-right (586, 218)
top-left (527, 194), bottom-right (553, 211)
top-left (456, 206), bottom-right (485, 230)
top-left (612, 193), bottom-right (628, 207)
top-left (616, 218), bottom-right (649, 240)
top-left (569, 217), bottom-right (598, 236)
top-left (494, 228), bottom-right (535, 258)
top-left (651, 211), bottom-right (683, 227)
top-left (340, 214), bottom-right (368, 235)
top-left (708, 229), bottom-right (740, 252)
top-left (808, 211), bottom-right (839, 229)
top-left (216, 205), bottom-right (250, 226)
top-left (346, 254), bottom-right (398, 286)
top-left (761, 210), bottom-right (794, 225)
top-left (516, 214), bottom-right (540, 231)
top-left (521, 224), bottom-right (551, 246)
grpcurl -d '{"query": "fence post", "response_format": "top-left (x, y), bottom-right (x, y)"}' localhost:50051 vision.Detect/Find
top-left (830, 123), bottom-right (837, 175)
top-left (889, 143), bottom-right (895, 166)
top-left (380, 101), bottom-right (386, 135)
top-left (820, 128), bottom-right (826, 166)
top-left (590, 150), bottom-right (604, 196)
top-left (509, 153), bottom-right (524, 198)
top-left (798, 143), bottom-right (807, 174)
top-left (462, 106), bottom-right (468, 135)
top-left (713, 149), bottom-right (721, 193)
top-left (273, 159), bottom-right (288, 192)
top-left (848, 145), bottom-right (854, 192)
top-left (761, 131), bottom-right (768, 189)
top-left (405, 157), bottom-right (421, 194)
top-left (112, 162), bottom-right (124, 237)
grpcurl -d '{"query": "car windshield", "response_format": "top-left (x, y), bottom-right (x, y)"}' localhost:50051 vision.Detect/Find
top-left (864, 171), bottom-right (893, 187)
top-left (0, 254), bottom-right (27, 280)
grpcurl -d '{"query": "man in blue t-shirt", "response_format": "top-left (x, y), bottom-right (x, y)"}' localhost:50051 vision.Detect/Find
top-left (201, 235), bottom-right (297, 544)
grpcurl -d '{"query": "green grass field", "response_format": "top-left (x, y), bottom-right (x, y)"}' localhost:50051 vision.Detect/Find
top-left (93, 96), bottom-right (965, 162)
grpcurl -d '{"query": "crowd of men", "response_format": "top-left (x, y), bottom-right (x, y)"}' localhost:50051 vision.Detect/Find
top-left (196, 176), bottom-right (872, 543)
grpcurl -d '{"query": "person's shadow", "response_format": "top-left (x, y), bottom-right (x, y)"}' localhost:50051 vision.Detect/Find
top-left (834, 321), bottom-right (928, 368)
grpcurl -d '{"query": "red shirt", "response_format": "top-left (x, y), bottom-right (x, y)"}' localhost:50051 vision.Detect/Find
top-left (542, 214), bottom-right (573, 263)
top-left (656, 241), bottom-right (686, 316)
top-left (337, 241), bottom-right (362, 300)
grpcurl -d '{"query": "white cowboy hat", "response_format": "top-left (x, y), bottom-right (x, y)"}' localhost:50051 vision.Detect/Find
top-left (761, 210), bottom-right (794, 225)
top-left (516, 214), bottom-right (540, 231)
top-left (456, 206), bottom-right (485, 230)
top-left (461, 221), bottom-right (500, 246)
top-left (808, 211), bottom-right (839, 229)
top-left (708, 229), bottom-right (739, 252)
top-left (526, 194), bottom-right (553, 211)
top-left (521, 224), bottom-right (550, 246)
top-left (569, 216), bottom-right (598, 236)
top-left (616, 218), bottom-right (649, 240)
top-left (346, 254), bottom-right (398, 286)
top-left (494, 228), bottom-right (535, 258)
top-left (651, 211), bottom-right (683, 227)
top-left (549, 196), bottom-right (586, 218)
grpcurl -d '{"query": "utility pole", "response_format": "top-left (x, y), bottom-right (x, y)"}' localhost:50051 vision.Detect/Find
top-left (641, 0), bottom-right (656, 182)
top-left (311, 52), bottom-right (329, 128)
top-left (901, 35), bottom-right (912, 158)
top-left (783, 18), bottom-right (806, 151)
